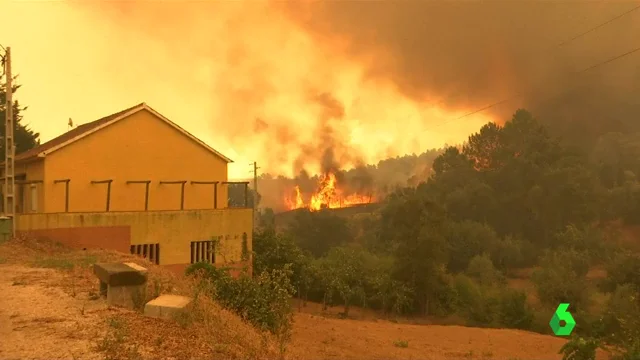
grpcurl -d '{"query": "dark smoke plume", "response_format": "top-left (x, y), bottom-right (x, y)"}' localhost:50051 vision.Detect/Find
top-left (280, 1), bottom-right (640, 147)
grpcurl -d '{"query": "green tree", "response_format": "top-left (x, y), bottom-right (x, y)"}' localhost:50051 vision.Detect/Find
top-left (466, 253), bottom-right (505, 287)
top-left (532, 248), bottom-right (591, 310)
top-left (380, 187), bottom-right (450, 315)
top-left (287, 209), bottom-right (352, 257)
top-left (252, 227), bottom-right (311, 299)
top-left (314, 246), bottom-right (367, 317)
top-left (444, 220), bottom-right (500, 273)
top-left (0, 81), bottom-right (40, 158)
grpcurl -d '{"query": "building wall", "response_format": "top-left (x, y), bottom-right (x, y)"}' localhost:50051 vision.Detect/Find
top-left (1, 159), bottom-right (46, 213)
top-left (15, 208), bottom-right (253, 272)
top-left (41, 109), bottom-right (230, 213)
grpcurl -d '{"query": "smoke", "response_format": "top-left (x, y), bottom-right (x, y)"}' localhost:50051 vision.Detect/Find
top-left (23, 1), bottom-right (639, 185)
top-left (279, 2), bottom-right (640, 140)
top-left (57, 0), bottom-right (494, 179)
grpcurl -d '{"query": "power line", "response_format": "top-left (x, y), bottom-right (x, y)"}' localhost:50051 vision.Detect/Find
top-left (424, 4), bottom-right (640, 118)
top-left (450, 45), bottom-right (640, 123)
top-left (558, 4), bottom-right (640, 46)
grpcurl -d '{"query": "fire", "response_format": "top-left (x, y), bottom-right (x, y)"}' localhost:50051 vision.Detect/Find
top-left (285, 185), bottom-right (305, 210)
top-left (284, 172), bottom-right (374, 211)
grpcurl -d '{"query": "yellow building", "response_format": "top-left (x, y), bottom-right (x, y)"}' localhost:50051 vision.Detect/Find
top-left (6, 103), bottom-right (253, 275)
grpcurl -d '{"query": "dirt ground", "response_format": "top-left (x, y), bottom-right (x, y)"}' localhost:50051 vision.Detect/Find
top-left (0, 244), bottom-right (611, 360)
top-left (291, 312), bottom-right (574, 360)
top-left (0, 264), bottom-right (108, 360)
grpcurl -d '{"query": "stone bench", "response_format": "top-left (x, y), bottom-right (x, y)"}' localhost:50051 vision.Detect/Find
top-left (93, 262), bottom-right (148, 309)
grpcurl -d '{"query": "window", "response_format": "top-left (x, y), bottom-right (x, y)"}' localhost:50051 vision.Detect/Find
top-left (30, 184), bottom-right (38, 212)
top-left (130, 243), bottom-right (160, 265)
top-left (191, 240), bottom-right (215, 264)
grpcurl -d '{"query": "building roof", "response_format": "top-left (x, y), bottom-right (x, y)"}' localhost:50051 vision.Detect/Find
top-left (15, 103), bottom-right (233, 163)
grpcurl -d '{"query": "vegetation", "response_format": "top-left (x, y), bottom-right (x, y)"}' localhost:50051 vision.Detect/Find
top-left (248, 109), bottom-right (640, 357)
top-left (185, 262), bottom-right (295, 355)
top-left (0, 78), bottom-right (40, 158)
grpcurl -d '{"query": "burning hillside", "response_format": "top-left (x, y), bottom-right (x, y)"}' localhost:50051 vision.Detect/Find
top-left (284, 172), bottom-right (375, 211)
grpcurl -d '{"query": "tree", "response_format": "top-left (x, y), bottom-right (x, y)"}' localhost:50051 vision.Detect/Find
top-left (532, 248), bottom-right (591, 311)
top-left (314, 246), bottom-right (368, 317)
top-left (258, 207), bottom-right (276, 228)
top-left (444, 220), bottom-right (500, 273)
top-left (379, 187), bottom-right (450, 315)
top-left (227, 185), bottom-right (260, 208)
top-left (0, 81), bottom-right (40, 158)
top-left (252, 227), bottom-right (311, 299)
top-left (287, 209), bottom-right (352, 257)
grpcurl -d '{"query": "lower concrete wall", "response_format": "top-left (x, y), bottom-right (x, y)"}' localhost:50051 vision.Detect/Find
top-left (16, 209), bottom-right (253, 272)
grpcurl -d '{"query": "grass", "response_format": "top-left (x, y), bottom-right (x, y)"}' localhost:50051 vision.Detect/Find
top-left (96, 316), bottom-right (142, 360)
top-left (32, 255), bottom-right (97, 270)
top-left (393, 339), bottom-right (409, 348)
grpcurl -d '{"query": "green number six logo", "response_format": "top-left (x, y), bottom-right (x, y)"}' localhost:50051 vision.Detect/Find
top-left (549, 303), bottom-right (576, 336)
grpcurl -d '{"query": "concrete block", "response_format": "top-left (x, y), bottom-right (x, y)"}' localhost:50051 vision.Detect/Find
top-left (107, 283), bottom-right (147, 310)
top-left (144, 295), bottom-right (192, 320)
top-left (124, 262), bottom-right (148, 274)
top-left (94, 263), bottom-right (148, 287)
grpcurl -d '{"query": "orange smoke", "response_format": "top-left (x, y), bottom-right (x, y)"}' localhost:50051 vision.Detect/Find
top-left (284, 172), bottom-right (374, 211)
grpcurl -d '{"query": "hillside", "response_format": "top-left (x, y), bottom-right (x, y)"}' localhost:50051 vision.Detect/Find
top-left (274, 203), bottom-right (381, 231)
top-left (0, 236), bottom-right (610, 360)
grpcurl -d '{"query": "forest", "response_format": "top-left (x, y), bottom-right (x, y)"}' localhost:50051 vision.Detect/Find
top-left (195, 109), bottom-right (640, 360)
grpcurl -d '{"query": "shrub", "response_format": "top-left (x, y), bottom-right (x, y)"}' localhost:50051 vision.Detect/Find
top-left (490, 235), bottom-right (526, 272)
top-left (559, 337), bottom-right (600, 360)
top-left (452, 274), bottom-right (498, 327)
top-left (185, 263), bottom-right (295, 338)
top-left (497, 289), bottom-right (534, 330)
top-left (602, 284), bottom-right (640, 347)
top-left (445, 220), bottom-right (500, 273)
top-left (555, 225), bottom-right (611, 264)
top-left (466, 253), bottom-right (505, 286)
top-left (601, 252), bottom-right (640, 293)
top-left (532, 249), bottom-right (591, 310)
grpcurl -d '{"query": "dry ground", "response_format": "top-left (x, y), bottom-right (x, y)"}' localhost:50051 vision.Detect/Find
top-left (0, 237), bottom-right (611, 360)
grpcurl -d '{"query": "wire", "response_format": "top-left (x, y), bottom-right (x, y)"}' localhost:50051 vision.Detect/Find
top-left (449, 46), bottom-right (640, 122)
top-left (558, 4), bottom-right (640, 47)
top-left (423, 4), bottom-right (640, 123)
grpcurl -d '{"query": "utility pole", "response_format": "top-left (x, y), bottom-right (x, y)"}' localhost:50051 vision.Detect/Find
top-left (3, 47), bottom-right (15, 236)
top-left (249, 161), bottom-right (260, 230)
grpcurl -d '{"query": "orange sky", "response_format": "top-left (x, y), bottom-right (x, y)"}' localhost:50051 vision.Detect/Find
top-left (1, 1), bottom-right (493, 179)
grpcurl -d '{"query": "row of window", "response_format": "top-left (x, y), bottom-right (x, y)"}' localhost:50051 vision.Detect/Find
top-left (129, 240), bottom-right (219, 265)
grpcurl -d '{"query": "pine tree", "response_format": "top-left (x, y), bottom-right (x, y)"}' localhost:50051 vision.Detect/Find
top-left (0, 80), bottom-right (40, 159)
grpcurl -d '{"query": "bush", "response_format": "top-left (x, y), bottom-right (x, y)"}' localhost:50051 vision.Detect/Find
top-left (497, 289), bottom-right (533, 330)
top-left (452, 274), bottom-right (498, 327)
top-left (466, 253), bottom-right (505, 286)
top-left (601, 252), bottom-right (640, 293)
top-left (560, 337), bottom-right (601, 360)
top-left (555, 225), bottom-right (611, 264)
top-left (532, 249), bottom-right (591, 310)
top-left (602, 284), bottom-right (640, 347)
top-left (445, 220), bottom-right (500, 273)
top-left (490, 235), bottom-right (527, 272)
top-left (186, 262), bottom-right (295, 337)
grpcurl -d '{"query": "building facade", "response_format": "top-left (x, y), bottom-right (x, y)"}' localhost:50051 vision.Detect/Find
top-left (4, 103), bottom-right (252, 275)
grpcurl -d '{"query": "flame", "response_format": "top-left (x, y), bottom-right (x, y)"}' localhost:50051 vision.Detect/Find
top-left (284, 172), bottom-right (374, 211)
top-left (285, 185), bottom-right (305, 210)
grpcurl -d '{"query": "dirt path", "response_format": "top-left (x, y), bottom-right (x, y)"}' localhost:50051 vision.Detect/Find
top-left (0, 264), bottom-right (110, 360)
